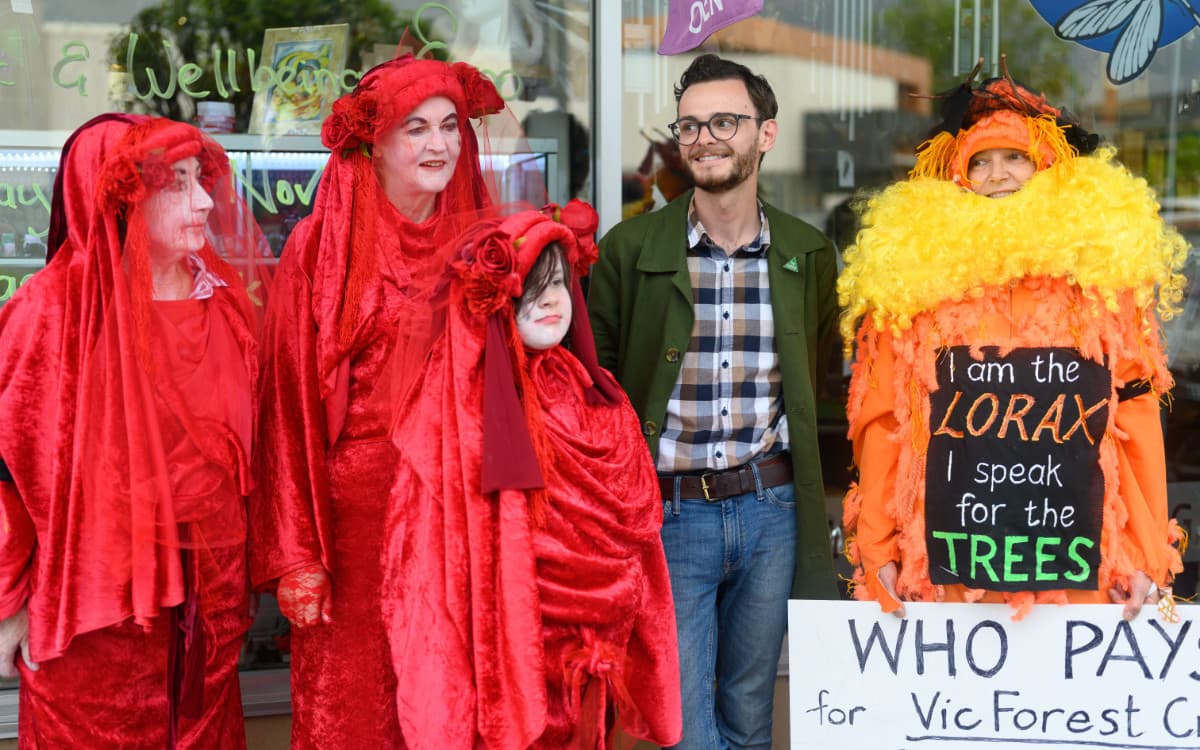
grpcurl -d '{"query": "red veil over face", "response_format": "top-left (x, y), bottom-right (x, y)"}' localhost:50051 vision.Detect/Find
top-left (0, 117), bottom-right (263, 662)
top-left (293, 54), bottom-right (517, 441)
top-left (249, 54), bottom-right (529, 594)
top-left (383, 204), bottom-right (683, 749)
top-left (248, 57), bottom-right (544, 748)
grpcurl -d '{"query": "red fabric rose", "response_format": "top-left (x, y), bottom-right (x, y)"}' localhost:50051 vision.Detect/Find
top-left (454, 228), bottom-right (521, 317)
top-left (453, 62), bottom-right (504, 118)
top-left (321, 106), bottom-right (356, 152)
top-left (136, 158), bottom-right (178, 193)
top-left (96, 157), bottom-right (147, 210)
top-left (353, 97), bottom-right (386, 140)
top-left (323, 93), bottom-right (388, 151)
top-left (556, 199), bottom-right (600, 272)
top-left (196, 140), bottom-right (229, 193)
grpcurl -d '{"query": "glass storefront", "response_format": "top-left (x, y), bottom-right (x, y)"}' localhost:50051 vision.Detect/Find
top-left (1, 0), bottom-right (593, 274)
top-left (0, 0), bottom-right (594, 730)
top-left (0, 0), bottom-right (1197, 734)
top-left (617, 0), bottom-right (1200, 601)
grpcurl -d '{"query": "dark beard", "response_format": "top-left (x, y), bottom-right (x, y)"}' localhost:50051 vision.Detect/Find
top-left (685, 146), bottom-right (757, 193)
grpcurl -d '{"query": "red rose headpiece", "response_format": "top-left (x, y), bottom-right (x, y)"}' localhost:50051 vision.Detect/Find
top-left (453, 226), bottom-right (524, 319)
top-left (96, 119), bottom-right (228, 210)
top-left (452, 199), bottom-right (602, 320)
top-left (321, 55), bottom-right (504, 153)
top-left (447, 202), bottom-right (619, 495)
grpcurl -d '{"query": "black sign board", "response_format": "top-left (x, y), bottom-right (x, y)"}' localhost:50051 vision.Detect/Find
top-left (925, 347), bottom-right (1110, 591)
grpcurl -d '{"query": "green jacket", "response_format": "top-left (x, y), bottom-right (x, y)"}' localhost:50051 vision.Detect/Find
top-left (588, 191), bottom-right (839, 600)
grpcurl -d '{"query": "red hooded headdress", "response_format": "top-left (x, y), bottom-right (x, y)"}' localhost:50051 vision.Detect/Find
top-left (297, 55), bottom-right (508, 440)
top-left (382, 203), bottom-right (683, 749)
top-left (0, 117), bottom-right (262, 662)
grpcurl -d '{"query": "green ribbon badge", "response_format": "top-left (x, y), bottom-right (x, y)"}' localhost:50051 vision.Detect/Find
top-left (782, 257), bottom-right (799, 272)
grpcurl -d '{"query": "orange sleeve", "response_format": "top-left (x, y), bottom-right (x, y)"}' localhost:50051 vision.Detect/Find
top-left (848, 331), bottom-right (903, 611)
top-left (1111, 359), bottom-right (1175, 585)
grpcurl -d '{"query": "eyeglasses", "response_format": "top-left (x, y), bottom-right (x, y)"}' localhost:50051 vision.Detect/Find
top-left (668, 113), bottom-right (763, 145)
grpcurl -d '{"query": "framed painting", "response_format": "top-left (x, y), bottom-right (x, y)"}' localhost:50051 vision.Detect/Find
top-left (249, 24), bottom-right (350, 136)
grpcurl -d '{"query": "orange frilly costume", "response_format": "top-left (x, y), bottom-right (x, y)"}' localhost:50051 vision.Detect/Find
top-left (840, 75), bottom-right (1189, 620)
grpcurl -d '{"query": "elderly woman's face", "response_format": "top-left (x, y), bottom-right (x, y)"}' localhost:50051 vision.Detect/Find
top-left (143, 156), bottom-right (213, 265)
top-left (375, 95), bottom-right (463, 202)
top-left (967, 148), bottom-right (1036, 198)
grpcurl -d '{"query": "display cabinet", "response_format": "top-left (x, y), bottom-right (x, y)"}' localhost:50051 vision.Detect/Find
top-left (0, 131), bottom-right (559, 303)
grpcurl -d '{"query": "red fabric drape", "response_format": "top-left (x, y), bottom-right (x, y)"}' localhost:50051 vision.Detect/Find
top-left (247, 56), bottom-right (519, 748)
top-left (0, 119), bottom-right (257, 660)
top-left (0, 117), bottom-right (259, 747)
top-left (382, 209), bottom-right (682, 749)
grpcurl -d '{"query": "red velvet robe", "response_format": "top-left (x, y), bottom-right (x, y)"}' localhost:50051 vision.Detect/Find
top-left (0, 270), bottom-right (253, 747)
top-left (249, 198), bottom-right (448, 748)
top-left (383, 302), bottom-right (683, 748)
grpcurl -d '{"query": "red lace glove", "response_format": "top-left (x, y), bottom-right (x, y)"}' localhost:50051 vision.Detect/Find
top-left (277, 564), bottom-right (333, 627)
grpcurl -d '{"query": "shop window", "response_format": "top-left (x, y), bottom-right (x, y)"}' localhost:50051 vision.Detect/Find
top-left (0, 0), bottom-right (594, 734)
top-left (617, 0), bottom-right (1200, 598)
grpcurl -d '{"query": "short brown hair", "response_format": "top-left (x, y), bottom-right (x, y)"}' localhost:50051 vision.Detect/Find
top-left (674, 54), bottom-right (778, 121)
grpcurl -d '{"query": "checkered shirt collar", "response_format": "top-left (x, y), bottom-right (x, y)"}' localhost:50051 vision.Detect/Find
top-left (686, 199), bottom-right (770, 254)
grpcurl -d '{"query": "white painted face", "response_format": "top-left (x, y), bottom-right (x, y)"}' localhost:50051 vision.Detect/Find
top-left (515, 254), bottom-right (572, 351)
top-left (967, 147), bottom-right (1037, 198)
top-left (374, 95), bottom-right (463, 202)
top-left (143, 156), bottom-right (213, 266)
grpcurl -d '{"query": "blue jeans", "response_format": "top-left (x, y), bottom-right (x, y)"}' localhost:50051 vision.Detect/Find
top-left (660, 463), bottom-right (797, 750)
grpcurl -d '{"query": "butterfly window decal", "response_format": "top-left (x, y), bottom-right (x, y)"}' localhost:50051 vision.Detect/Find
top-left (1030, 0), bottom-right (1200, 84)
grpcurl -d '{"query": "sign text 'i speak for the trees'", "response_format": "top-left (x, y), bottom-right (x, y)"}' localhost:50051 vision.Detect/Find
top-left (925, 346), bottom-right (1111, 591)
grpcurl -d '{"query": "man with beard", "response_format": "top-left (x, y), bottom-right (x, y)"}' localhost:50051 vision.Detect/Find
top-left (588, 54), bottom-right (839, 749)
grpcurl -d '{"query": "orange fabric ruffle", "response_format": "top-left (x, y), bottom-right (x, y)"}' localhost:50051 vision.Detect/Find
top-left (843, 278), bottom-right (1183, 619)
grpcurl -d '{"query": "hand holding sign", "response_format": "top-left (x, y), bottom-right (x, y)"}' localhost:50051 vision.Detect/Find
top-left (875, 562), bottom-right (906, 619)
top-left (1110, 568), bottom-right (1158, 621)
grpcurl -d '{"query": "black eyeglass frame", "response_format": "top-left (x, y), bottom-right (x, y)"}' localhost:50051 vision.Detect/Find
top-left (667, 113), bottom-right (764, 145)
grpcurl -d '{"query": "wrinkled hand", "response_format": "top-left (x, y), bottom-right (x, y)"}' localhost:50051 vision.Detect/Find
top-left (277, 565), bottom-right (333, 628)
top-left (0, 607), bottom-right (36, 679)
top-left (876, 562), bottom-right (906, 619)
top-left (1109, 570), bottom-right (1156, 621)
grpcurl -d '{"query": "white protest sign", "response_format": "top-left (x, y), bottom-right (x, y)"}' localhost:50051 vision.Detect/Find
top-left (788, 600), bottom-right (1200, 749)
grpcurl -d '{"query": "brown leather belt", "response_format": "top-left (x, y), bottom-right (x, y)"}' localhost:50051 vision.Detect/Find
top-left (659, 453), bottom-right (793, 502)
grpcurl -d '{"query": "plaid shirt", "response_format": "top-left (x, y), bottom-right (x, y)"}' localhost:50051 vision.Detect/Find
top-left (656, 201), bottom-right (788, 474)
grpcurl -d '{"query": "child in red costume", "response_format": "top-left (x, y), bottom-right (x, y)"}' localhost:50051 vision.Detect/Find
top-left (248, 55), bottom-right (513, 748)
top-left (841, 62), bottom-right (1188, 622)
top-left (0, 115), bottom-right (262, 748)
top-left (382, 204), bottom-right (683, 749)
